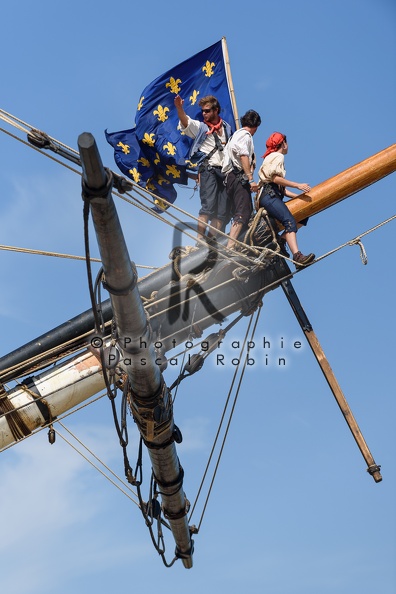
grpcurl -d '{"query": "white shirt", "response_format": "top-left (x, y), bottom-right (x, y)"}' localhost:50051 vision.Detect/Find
top-left (258, 152), bottom-right (286, 184)
top-left (222, 128), bottom-right (255, 173)
top-left (180, 116), bottom-right (228, 167)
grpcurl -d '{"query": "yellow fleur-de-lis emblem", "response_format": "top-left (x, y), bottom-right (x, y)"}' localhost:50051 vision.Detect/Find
top-left (146, 179), bottom-right (156, 191)
top-left (185, 160), bottom-right (198, 168)
top-left (190, 90), bottom-right (200, 105)
top-left (166, 164), bottom-right (181, 179)
top-left (117, 142), bottom-right (130, 155)
top-left (157, 175), bottom-right (169, 186)
top-left (129, 168), bottom-right (141, 183)
top-left (165, 77), bottom-right (181, 94)
top-left (154, 197), bottom-right (169, 211)
top-left (202, 60), bottom-right (215, 77)
top-left (163, 142), bottom-right (176, 156)
top-left (142, 132), bottom-right (156, 147)
top-left (154, 153), bottom-right (160, 165)
top-left (137, 96), bottom-right (144, 111)
top-left (153, 105), bottom-right (170, 123)
top-left (137, 157), bottom-right (150, 167)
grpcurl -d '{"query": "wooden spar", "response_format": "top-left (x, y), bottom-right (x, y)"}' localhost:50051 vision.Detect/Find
top-left (303, 330), bottom-right (382, 482)
top-left (0, 350), bottom-right (105, 449)
top-left (282, 280), bottom-right (382, 483)
top-left (222, 37), bottom-right (240, 130)
top-left (285, 143), bottom-right (396, 223)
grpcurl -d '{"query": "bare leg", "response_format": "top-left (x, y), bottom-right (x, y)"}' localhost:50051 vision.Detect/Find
top-left (227, 221), bottom-right (243, 249)
top-left (197, 214), bottom-right (209, 240)
top-left (208, 218), bottom-right (223, 238)
top-left (284, 230), bottom-right (315, 266)
top-left (284, 231), bottom-right (298, 255)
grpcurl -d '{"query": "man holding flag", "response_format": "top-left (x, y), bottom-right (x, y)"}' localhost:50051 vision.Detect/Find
top-left (106, 39), bottom-right (237, 213)
top-left (174, 94), bottom-right (232, 243)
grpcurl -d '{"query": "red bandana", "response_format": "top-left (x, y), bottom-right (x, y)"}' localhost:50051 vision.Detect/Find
top-left (206, 118), bottom-right (223, 135)
top-left (262, 132), bottom-right (285, 158)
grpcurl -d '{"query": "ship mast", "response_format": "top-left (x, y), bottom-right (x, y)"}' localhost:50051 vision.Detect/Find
top-left (78, 133), bottom-right (193, 568)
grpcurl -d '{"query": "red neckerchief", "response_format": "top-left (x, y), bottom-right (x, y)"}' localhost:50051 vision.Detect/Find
top-left (206, 118), bottom-right (223, 135)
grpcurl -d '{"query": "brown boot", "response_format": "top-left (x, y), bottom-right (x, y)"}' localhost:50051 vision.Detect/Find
top-left (293, 251), bottom-right (315, 268)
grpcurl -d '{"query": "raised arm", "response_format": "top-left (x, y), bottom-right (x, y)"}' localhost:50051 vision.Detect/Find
top-left (174, 95), bottom-right (189, 128)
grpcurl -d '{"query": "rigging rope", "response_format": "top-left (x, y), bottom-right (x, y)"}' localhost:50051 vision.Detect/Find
top-left (188, 304), bottom-right (262, 531)
top-left (0, 244), bottom-right (157, 269)
top-left (313, 213), bottom-right (396, 266)
top-left (56, 423), bottom-right (140, 505)
top-left (0, 243), bottom-right (101, 262)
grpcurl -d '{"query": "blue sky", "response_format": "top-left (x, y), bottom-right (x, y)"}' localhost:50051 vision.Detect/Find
top-left (1, 1), bottom-right (395, 593)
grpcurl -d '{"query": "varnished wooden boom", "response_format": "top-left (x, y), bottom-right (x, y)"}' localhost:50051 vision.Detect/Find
top-left (286, 144), bottom-right (396, 222)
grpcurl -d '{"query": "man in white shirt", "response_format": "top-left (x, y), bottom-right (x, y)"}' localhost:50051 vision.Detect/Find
top-left (222, 109), bottom-right (261, 249)
top-left (175, 94), bottom-right (232, 243)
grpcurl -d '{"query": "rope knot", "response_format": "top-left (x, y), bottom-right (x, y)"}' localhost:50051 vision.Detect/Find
top-left (348, 238), bottom-right (368, 265)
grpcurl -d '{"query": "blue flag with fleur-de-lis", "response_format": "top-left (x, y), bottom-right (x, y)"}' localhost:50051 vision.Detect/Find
top-left (105, 39), bottom-right (236, 211)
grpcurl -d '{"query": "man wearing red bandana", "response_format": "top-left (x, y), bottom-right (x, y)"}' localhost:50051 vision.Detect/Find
top-left (258, 132), bottom-right (315, 268)
top-left (175, 94), bottom-right (232, 243)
